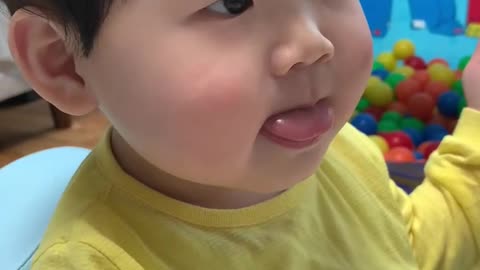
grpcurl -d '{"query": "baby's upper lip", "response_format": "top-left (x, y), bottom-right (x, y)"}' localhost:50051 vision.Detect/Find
top-left (272, 96), bottom-right (329, 116)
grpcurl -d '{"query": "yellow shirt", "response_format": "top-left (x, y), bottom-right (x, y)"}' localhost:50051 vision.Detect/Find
top-left (32, 109), bottom-right (480, 270)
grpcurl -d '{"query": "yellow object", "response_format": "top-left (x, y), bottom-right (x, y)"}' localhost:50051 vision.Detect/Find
top-left (31, 110), bottom-right (480, 270)
top-left (393, 40), bottom-right (415, 60)
top-left (427, 63), bottom-right (456, 87)
top-left (366, 76), bottom-right (383, 88)
top-left (394, 66), bottom-right (415, 78)
top-left (369, 135), bottom-right (390, 154)
top-left (363, 81), bottom-right (394, 107)
top-left (376, 52), bottom-right (397, 72)
top-left (466, 23), bottom-right (480, 38)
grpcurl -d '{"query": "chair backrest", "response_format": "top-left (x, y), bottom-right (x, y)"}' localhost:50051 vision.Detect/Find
top-left (0, 147), bottom-right (90, 270)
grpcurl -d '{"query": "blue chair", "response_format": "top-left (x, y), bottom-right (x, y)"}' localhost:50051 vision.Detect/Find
top-left (0, 147), bottom-right (90, 270)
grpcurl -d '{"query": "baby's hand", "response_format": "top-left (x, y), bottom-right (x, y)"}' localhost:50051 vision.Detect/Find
top-left (463, 42), bottom-right (480, 110)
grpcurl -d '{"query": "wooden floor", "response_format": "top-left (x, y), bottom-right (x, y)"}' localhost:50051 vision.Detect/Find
top-left (0, 99), bottom-right (109, 167)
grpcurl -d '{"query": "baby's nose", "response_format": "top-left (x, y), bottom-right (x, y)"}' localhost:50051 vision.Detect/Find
top-left (270, 17), bottom-right (334, 77)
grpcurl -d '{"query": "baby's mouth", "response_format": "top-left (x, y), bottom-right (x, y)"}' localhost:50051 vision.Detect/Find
top-left (260, 98), bottom-right (334, 149)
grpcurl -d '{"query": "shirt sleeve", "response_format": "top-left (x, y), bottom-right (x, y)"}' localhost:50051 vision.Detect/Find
top-left (32, 241), bottom-right (120, 270)
top-left (390, 108), bottom-right (480, 270)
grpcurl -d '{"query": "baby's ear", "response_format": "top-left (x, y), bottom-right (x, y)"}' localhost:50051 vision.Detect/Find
top-left (8, 9), bottom-right (97, 116)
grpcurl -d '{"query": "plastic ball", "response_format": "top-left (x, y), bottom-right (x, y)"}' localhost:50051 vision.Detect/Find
top-left (400, 117), bottom-right (425, 132)
top-left (427, 63), bottom-right (456, 87)
top-left (458, 96), bottom-right (467, 115)
top-left (384, 147), bottom-right (416, 162)
top-left (367, 76), bottom-right (383, 88)
top-left (388, 101), bottom-right (408, 115)
top-left (364, 82), bottom-right (394, 107)
top-left (418, 141), bottom-right (441, 159)
top-left (458, 56), bottom-right (471, 71)
top-left (381, 111), bottom-right (403, 123)
top-left (364, 106), bottom-right (385, 121)
top-left (394, 66), bottom-right (415, 78)
top-left (451, 80), bottom-right (464, 97)
top-left (395, 79), bottom-right (422, 103)
top-left (402, 128), bottom-right (424, 146)
top-left (356, 98), bottom-right (370, 112)
top-left (411, 70), bottom-right (431, 88)
top-left (378, 120), bottom-right (400, 133)
top-left (437, 92), bottom-right (461, 118)
top-left (393, 40), bottom-right (415, 60)
top-left (369, 135), bottom-right (390, 154)
top-left (371, 69), bottom-right (390, 80)
top-left (385, 73), bottom-right (406, 89)
top-left (408, 93), bottom-right (435, 121)
top-left (380, 131), bottom-right (415, 150)
top-left (351, 113), bottom-right (378, 135)
top-left (424, 81), bottom-right (450, 101)
top-left (423, 124), bottom-right (449, 141)
top-left (405, 56), bottom-right (427, 70)
top-left (376, 53), bottom-right (397, 71)
top-left (414, 151), bottom-right (425, 160)
top-left (372, 61), bottom-right (386, 71)
top-left (428, 59), bottom-right (449, 67)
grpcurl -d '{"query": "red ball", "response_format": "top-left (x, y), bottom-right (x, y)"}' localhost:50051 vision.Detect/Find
top-left (379, 131), bottom-right (415, 150)
top-left (418, 141), bottom-right (441, 159)
top-left (388, 101), bottom-right (408, 115)
top-left (395, 79), bottom-right (422, 103)
top-left (424, 81), bottom-right (450, 101)
top-left (384, 147), bottom-right (416, 163)
top-left (411, 70), bottom-right (431, 88)
top-left (408, 92), bottom-right (435, 121)
top-left (364, 106), bottom-right (385, 121)
top-left (405, 56), bottom-right (427, 70)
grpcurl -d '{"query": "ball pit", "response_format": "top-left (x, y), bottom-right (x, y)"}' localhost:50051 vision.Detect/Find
top-left (351, 40), bottom-right (471, 163)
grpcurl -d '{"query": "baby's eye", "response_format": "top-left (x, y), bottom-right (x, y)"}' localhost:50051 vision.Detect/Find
top-left (206, 0), bottom-right (254, 16)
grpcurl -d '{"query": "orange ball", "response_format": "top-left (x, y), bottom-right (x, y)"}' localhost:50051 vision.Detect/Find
top-left (384, 147), bottom-right (416, 163)
top-left (428, 59), bottom-right (449, 67)
top-left (411, 70), bottom-right (431, 88)
top-left (424, 81), bottom-right (450, 101)
top-left (395, 79), bottom-right (422, 103)
top-left (388, 101), bottom-right (408, 115)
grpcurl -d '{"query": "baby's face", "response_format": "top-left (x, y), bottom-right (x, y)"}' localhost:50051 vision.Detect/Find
top-left (77, 0), bottom-right (373, 193)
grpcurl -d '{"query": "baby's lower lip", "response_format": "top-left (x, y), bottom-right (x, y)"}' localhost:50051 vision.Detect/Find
top-left (260, 99), bottom-right (334, 149)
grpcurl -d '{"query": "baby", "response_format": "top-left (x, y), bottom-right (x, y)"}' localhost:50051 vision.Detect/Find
top-left (3, 0), bottom-right (480, 269)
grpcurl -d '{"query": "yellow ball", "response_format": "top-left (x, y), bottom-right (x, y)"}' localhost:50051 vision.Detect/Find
top-left (376, 53), bottom-right (397, 72)
top-left (369, 135), bottom-right (390, 154)
top-left (427, 63), bottom-right (456, 87)
top-left (393, 40), bottom-right (415, 60)
top-left (393, 66), bottom-right (415, 78)
top-left (364, 82), bottom-right (394, 107)
top-left (366, 76), bottom-right (383, 88)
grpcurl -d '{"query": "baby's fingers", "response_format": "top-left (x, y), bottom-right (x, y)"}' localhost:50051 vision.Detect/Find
top-left (462, 42), bottom-right (480, 110)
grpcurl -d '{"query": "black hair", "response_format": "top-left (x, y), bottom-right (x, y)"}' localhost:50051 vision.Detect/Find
top-left (2, 0), bottom-right (114, 56)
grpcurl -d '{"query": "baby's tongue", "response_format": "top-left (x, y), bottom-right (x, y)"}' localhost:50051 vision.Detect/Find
top-left (262, 103), bottom-right (333, 142)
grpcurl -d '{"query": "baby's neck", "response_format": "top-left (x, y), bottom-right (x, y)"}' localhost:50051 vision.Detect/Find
top-left (110, 129), bottom-right (280, 209)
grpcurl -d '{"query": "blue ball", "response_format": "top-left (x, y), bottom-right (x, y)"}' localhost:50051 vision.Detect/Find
top-left (403, 128), bottom-right (424, 146)
top-left (351, 113), bottom-right (378, 135)
top-left (437, 92), bottom-right (461, 118)
top-left (414, 151), bottom-right (424, 160)
top-left (371, 69), bottom-right (389, 80)
top-left (423, 124), bottom-right (449, 141)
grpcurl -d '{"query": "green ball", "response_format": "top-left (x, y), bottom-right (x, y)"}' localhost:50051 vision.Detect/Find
top-left (451, 80), bottom-right (464, 97)
top-left (378, 120), bottom-right (400, 133)
top-left (372, 61), bottom-right (386, 71)
top-left (385, 73), bottom-right (406, 89)
top-left (458, 56), bottom-right (471, 71)
top-left (356, 98), bottom-right (370, 112)
top-left (458, 96), bottom-right (467, 114)
top-left (381, 111), bottom-right (402, 123)
top-left (400, 117), bottom-right (425, 132)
